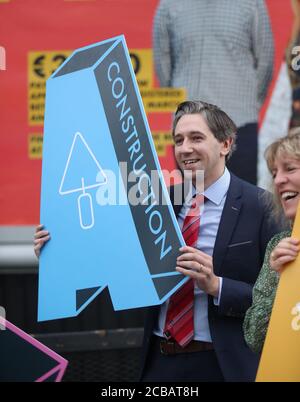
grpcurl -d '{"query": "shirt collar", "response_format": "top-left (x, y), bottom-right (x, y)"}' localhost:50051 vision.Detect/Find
top-left (188, 167), bottom-right (230, 206)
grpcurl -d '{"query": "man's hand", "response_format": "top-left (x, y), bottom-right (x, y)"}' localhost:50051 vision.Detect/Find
top-left (176, 246), bottom-right (220, 297)
top-left (34, 224), bottom-right (50, 258)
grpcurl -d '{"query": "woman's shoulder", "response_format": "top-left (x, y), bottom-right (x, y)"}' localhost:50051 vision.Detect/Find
top-left (267, 230), bottom-right (292, 250)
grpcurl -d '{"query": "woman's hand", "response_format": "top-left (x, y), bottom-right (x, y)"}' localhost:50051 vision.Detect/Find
top-left (270, 237), bottom-right (300, 273)
top-left (176, 246), bottom-right (219, 297)
top-left (34, 224), bottom-right (50, 258)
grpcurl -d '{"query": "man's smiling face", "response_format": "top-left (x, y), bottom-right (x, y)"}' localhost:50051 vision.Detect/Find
top-left (173, 114), bottom-right (231, 189)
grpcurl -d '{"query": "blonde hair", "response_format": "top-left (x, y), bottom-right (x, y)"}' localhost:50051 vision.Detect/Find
top-left (264, 129), bottom-right (300, 223)
top-left (265, 129), bottom-right (300, 173)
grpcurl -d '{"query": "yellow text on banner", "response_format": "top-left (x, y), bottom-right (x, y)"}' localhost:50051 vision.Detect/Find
top-left (28, 134), bottom-right (43, 159)
top-left (28, 49), bottom-right (153, 126)
top-left (130, 49), bottom-right (153, 89)
top-left (152, 131), bottom-right (174, 157)
top-left (27, 131), bottom-right (174, 160)
top-left (141, 88), bottom-right (186, 113)
top-left (28, 51), bottom-right (71, 126)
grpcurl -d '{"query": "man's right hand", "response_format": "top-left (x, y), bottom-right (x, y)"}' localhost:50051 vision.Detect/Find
top-left (34, 224), bottom-right (50, 258)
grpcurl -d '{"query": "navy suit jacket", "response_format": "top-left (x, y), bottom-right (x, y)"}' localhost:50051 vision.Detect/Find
top-left (140, 173), bottom-right (282, 382)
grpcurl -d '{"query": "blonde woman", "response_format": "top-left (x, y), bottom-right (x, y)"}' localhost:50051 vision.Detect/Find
top-left (243, 131), bottom-right (300, 353)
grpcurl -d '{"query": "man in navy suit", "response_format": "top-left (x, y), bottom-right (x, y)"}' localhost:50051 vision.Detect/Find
top-left (140, 100), bottom-right (282, 382)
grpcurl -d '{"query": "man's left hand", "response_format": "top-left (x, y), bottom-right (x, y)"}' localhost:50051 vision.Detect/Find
top-left (176, 246), bottom-right (220, 297)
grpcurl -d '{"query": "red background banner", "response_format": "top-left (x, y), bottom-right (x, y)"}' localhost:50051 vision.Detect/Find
top-left (0, 0), bottom-right (293, 225)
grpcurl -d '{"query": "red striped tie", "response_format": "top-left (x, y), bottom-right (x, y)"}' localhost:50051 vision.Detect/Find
top-left (164, 194), bottom-right (204, 347)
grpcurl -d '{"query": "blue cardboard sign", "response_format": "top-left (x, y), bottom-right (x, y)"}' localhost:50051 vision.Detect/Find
top-left (39, 35), bottom-right (186, 321)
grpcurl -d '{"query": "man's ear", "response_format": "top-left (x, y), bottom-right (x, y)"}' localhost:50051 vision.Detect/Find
top-left (221, 137), bottom-right (233, 157)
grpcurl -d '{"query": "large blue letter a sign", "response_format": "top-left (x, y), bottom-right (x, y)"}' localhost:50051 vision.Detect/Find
top-left (39, 36), bottom-right (186, 321)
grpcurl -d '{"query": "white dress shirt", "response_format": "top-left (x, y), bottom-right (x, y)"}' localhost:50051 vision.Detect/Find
top-left (154, 168), bottom-right (231, 342)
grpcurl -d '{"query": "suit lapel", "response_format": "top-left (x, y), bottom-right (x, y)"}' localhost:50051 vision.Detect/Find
top-left (213, 174), bottom-right (243, 275)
